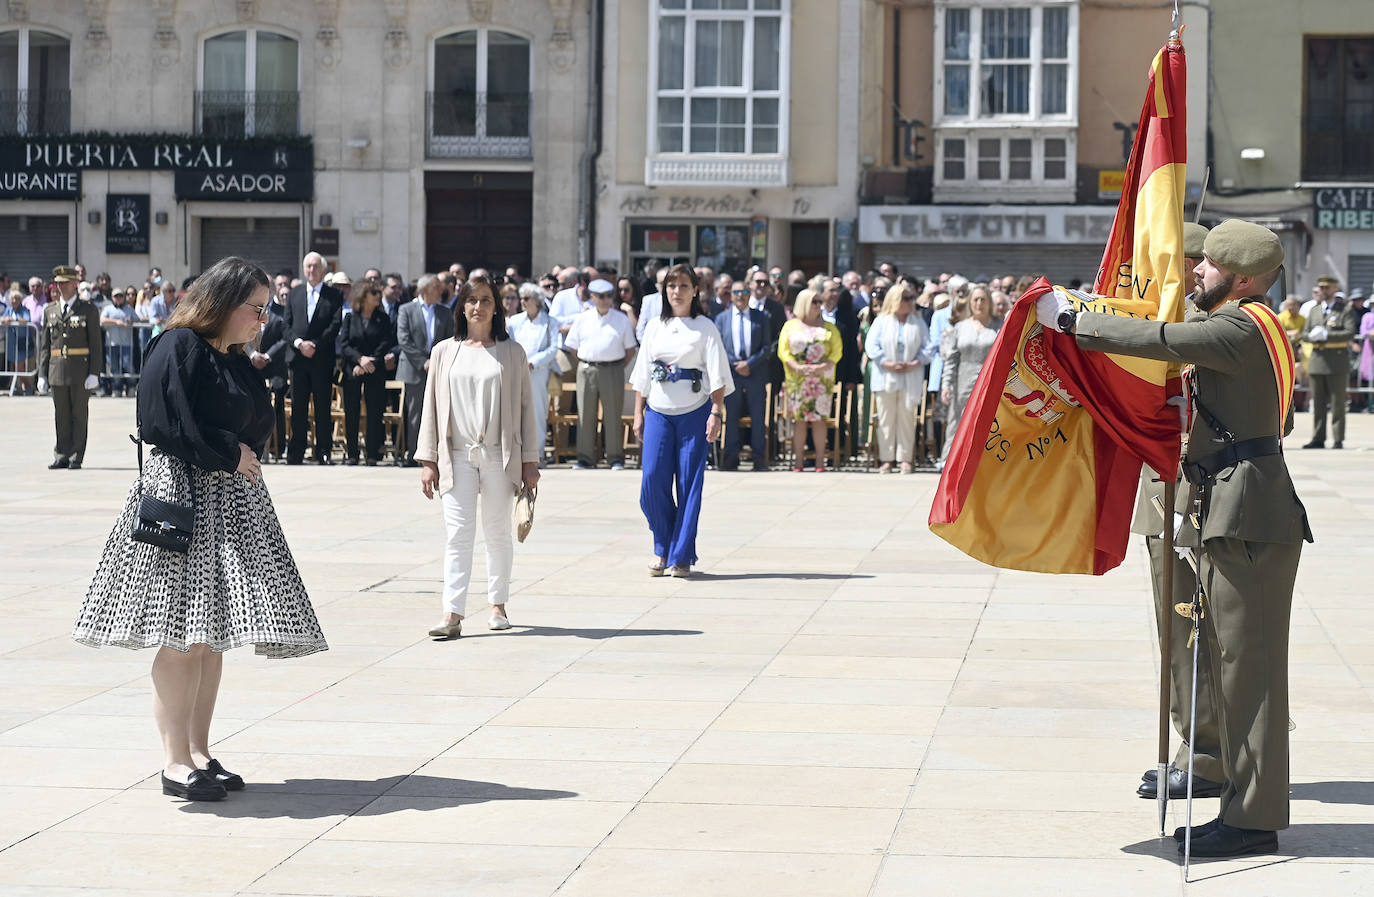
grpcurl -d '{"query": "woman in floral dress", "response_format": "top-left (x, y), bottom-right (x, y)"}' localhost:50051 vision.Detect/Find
top-left (778, 287), bottom-right (843, 471)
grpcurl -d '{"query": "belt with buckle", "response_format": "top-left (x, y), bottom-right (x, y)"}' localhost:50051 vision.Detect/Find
top-left (1307, 341), bottom-right (1349, 350)
top-left (583, 358), bottom-right (624, 367)
top-left (59, 346), bottom-right (90, 357)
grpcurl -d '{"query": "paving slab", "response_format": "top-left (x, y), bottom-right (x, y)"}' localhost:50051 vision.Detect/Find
top-left (1, 399), bottom-right (1371, 896)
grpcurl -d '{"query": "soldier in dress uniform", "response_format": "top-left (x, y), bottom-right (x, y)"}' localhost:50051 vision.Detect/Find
top-left (1134, 222), bottom-right (1224, 803)
top-left (1041, 219), bottom-right (1311, 858)
top-left (36, 265), bottom-right (103, 470)
top-left (1300, 277), bottom-right (1360, 449)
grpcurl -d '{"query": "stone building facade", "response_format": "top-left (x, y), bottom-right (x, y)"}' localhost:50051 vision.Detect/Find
top-left (0, 0), bottom-right (590, 285)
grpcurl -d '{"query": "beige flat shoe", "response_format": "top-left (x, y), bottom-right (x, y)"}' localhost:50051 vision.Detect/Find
top-left (669, 564), bottom-right (691, 579)
top-left (427, 620), bottom-right (462, 639)
top-left (648, 560), bottom-right (667, 577)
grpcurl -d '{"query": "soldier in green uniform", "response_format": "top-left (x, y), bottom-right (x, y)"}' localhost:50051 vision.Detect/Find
top-left (1040, 219), bottom-right (1311, 858)
top-left (1134, 222), bottom-right (1224, 802)
top-left (1300, 277), bottom-right (1359, 449)
top-left (37, 266), bottom-right (103, 470)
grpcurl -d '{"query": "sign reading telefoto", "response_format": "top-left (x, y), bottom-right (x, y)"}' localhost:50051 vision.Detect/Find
top-left (0, 135), bottom-right (313, 202)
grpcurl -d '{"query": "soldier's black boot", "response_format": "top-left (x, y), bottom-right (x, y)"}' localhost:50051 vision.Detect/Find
top-left (1178, 823), bottom-right (1277, 857)
top-left (48, 458), bottom-right (69, 470)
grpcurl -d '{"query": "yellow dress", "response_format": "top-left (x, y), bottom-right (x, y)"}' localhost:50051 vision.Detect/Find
top-left (778, 319), bottom-right (843, 422)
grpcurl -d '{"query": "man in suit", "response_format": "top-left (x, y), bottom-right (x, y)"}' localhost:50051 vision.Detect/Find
top-left (284, 251), bottom-right (345, 464)
top-left (396, 274), bottom-right (455, 466)
top-left (36, 265), bottom-right (102, 469)
top-left (1301, 276), bottom-right (1359, 449)
top-left (748, 267), bottom-right (789, 405)
top-left (1045, 219), bottom-right (1311, 858)
top-left (251, 285), bottom-right (292, 460)
top-left (715, 281), bottom-right (773, 471)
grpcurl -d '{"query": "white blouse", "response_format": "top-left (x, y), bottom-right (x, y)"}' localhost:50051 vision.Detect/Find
top-left (630, 315), bottom-right (735, 415)
top-left (447, 346), bottom-right (504, 462)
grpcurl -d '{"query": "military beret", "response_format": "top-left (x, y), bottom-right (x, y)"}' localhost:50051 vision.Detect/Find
top-left (1182, 222), bottom-right (1209, 258)
top-left (52, 265), bottom-right (80, 283)
top-left (1202, 219), bottom-right (1283, 277)
top-left (588, 278), bottom-right (615, 294)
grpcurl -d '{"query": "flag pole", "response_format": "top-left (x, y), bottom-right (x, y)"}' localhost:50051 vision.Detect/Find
top-left (1157, 475), bottom-right (1175, 837)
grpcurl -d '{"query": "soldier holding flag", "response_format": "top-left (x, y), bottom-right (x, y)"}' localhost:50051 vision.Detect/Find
top-left (1040, 219), bottom-right (1312, 858)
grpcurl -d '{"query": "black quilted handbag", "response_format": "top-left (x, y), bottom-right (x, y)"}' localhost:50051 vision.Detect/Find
top-left (129, 405), bottom-right (196, 553)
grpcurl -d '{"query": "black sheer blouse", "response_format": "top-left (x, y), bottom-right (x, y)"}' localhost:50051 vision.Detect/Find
top-left (137, 328), bottom-right (274, 472)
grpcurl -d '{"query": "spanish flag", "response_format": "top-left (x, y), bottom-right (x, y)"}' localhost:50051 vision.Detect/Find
top-left (929, 39), bottom-right (1187, 575)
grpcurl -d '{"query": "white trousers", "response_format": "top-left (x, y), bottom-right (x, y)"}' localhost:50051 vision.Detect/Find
top-left (441, 449), bottom-right (515, 614)
top-left (529, 368), bottom-right (551, 456)
top-left (873, 390), bottom-right (917, 463)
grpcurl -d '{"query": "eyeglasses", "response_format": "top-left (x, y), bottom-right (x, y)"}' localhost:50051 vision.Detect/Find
top-left (751, 279), bottom-right (769, 286)
top-left (732, 289), bottom-right (749, 296)
top-left (244, 302), bottom-right (269, 318)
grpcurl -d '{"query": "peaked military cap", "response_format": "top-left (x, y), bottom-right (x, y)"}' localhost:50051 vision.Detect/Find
top-left (52, 266), bottom-right (80, 283)
top-left (1202, 219), bottom-right (1283, 277)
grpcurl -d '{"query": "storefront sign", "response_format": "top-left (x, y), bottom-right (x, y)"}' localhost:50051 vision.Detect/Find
top-left (173, 170), bottom-right (314, 202)
top-left (4, 136), bottom-right (312, 173)
top-left (858, 205), bottom-right (1117, 244)
top-left (0, 169), bottom-right (81, 199)
top-left (311, 227), bottom-right (339, 255)
top-left (106, 193), bottom-right (150, 254)
top-left (1098, 170), bottom-right (1126, 200)
top-left (1314, 187), bottom-right (1374, 230)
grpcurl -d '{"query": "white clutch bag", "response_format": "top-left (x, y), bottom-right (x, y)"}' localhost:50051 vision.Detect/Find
top-left (515, 484), bottom-right (536, 542)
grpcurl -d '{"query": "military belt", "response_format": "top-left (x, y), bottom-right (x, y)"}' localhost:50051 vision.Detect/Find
top-left (59, 346), bottom-right (90, 357)
top-left (1181, 435), bottom-right (1282, 486)
top-left (1305, 341), bottom-right (1349, 350)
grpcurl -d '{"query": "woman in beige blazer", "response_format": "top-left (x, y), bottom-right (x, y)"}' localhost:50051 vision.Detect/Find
top-left (416, 275), bottom-right (542, 639)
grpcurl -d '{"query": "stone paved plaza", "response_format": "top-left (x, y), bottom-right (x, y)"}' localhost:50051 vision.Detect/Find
top-left (1, 398), bottom-right (1372, 897)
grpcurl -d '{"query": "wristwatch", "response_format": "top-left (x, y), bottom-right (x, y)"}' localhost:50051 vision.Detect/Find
top-left (1057, 307), bottom-right (1078, 334)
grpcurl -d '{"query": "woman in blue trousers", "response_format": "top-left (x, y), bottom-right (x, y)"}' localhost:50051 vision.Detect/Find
top-left (631, 265), bottom-right (734, 578)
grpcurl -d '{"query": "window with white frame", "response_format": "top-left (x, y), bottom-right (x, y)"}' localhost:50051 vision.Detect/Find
top-left (936, 1), bottom-right (1076, 123)
top-left (933, 1), bottom-right (1077, 198)
top-left (650, 0), bottom-right (788, 182)
top-left (199, 29), bottom-right (299, 137)
top-left (0, 27), bottom-right (70, 135)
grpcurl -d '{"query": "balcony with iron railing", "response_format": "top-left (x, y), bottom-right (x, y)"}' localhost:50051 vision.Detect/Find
top-left (426, 91), bottom-right (532, 159)
top-left (194, 90), bottom-right (301, 138)
top-left (0, 89), bottom-right (71, 135)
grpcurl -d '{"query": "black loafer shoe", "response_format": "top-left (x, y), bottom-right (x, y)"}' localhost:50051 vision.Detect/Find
top-left (67, 461), bottom-right (82, 470)
top-left (48, 458), bottom-right (69, 470)
top-left (1302, 441), bottom-right (1324, 449)
top-left (1333, 441), bottom-right (1343, 449)
top-left (205, 758), bottom-right (245, 791)
top-left (1178, 823), bottom-right (1277, 857)
top-left (1173, 816), bottom-right (1224, 843)
top-left (161, 769), bottom-right (228, 801)
top-left (1138, 766), bottom-right (1224, 799)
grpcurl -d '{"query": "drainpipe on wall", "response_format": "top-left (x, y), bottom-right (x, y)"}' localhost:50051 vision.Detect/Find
top-left (577, 0), bottom-right (605, 267)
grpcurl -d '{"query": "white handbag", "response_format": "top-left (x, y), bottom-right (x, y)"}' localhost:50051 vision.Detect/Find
top-left (514, 484), bottom-right (536, 543)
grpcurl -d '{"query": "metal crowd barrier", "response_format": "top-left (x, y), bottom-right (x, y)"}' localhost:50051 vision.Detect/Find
top-left (98, 319), bottom-right (157, 396)
top-left (1, 321), bottom-right (39, 396)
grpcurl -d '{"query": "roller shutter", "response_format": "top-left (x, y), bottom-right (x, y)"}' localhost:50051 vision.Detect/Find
top-left (1348, 255), bottom-right (1374, 295)
top-left (0, 215), bottom-right (69, 281)
top-left (868, 242), bottom-right (1105, 286)
top-left (200, 217), bottom-right (300, 274)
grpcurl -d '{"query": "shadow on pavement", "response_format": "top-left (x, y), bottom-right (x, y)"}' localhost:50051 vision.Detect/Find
top-left (685, 572), bottom-right (874, 583)
top-left (1290, 781), bottom-right (1374, 806)
top-left (458, 625), bottom-right (703, 640)
top-left (1120, 822), bottom-right (1374, 862)
top-left (178, 774), bottom-right (578, 818)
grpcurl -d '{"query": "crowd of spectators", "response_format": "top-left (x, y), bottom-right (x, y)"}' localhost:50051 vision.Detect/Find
top-left (3, 260), bottom-right (1371, 466)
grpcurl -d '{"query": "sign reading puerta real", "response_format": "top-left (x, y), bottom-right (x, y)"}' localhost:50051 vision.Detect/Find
top-left (0, 135), bottom-right (314, 203)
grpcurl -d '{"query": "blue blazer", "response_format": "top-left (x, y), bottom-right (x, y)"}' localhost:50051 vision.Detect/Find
top-left (714, 306), bottom-right (773, 376)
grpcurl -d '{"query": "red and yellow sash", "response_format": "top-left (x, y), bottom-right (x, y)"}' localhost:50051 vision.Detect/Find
top-left (1238, 300), bottom-right (1295, 425)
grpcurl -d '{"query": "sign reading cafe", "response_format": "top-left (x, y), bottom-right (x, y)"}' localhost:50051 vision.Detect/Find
top-left (0, 135), bottom-right (314, 202)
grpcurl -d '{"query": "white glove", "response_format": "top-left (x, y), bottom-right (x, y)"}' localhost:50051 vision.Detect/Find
top-left (1166, 395), bottom-right (1188, 431)
top-left (37, 377), bottom-right (48, 393)
top-left (1036, 290), bottom-right (1073, 332)
top-left (83, 374), bottom-right (99, 391)
top-left (1308, 326), bottom-right (1329, 342)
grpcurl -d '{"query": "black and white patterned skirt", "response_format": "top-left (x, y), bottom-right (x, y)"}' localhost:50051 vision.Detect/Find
top-left (73, 449), bottom-right (328, 659)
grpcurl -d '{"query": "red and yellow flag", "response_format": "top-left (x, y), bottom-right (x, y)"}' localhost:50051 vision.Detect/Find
top-left (929, 40), bottom-right (1187, 575)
